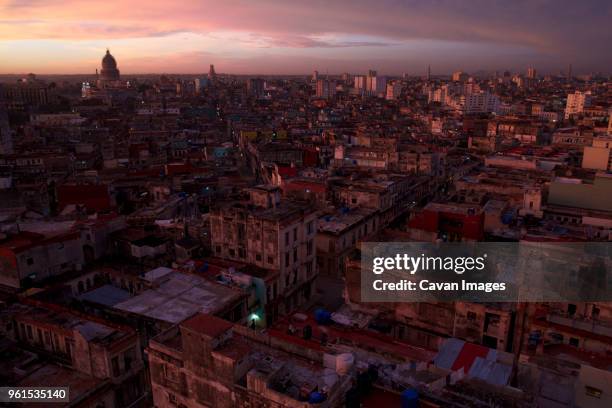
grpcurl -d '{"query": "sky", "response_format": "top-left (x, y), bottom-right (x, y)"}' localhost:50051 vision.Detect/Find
top-left (0, 0), bottom-right (610, 75)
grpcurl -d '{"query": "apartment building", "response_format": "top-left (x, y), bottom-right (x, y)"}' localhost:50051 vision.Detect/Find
top-left (209, 185), bottom-right (318, 322)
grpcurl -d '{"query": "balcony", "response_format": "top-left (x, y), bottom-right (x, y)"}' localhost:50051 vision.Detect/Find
top-left (547, 313), bottom-right (612, 338)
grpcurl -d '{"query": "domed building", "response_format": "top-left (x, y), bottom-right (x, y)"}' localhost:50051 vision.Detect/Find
top-left (98, 49), bottom-right (120, 85)
top-left (83, 49), bottom-right (131, 99)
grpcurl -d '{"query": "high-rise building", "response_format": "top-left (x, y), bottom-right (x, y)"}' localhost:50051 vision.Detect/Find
top-left (372, 76), bottom-right (387, 96)
top-left (246, 77), bottom-right (265, 97)
top-left (452, 71), bottom-right (469, 82)
top-left (527, 67), bottom-right (537, 79)
top-left (316, 78), bottom-right (336, 99)
top-left (312, 70), bottom-right (319, 82)
top-left (385, 81), bottom-right (402, 100)
top-left (565, 91), bottom-right (591, 119)
top-left (460, 91), bottom-right (499, 114)
top-left (194, 77), bottom-right (208, 94)
top-left (366, 70), bottom-right (377, 93)
top-left (208, 64), bottom-right (216, 80)
top-left (354, 75), bottom-right (366, 91)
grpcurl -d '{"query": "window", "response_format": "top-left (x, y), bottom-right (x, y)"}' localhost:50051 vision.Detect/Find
top-left (569, 337), bottom-right (579, 347)
top-left (285, 231), bottom-right (289, 246)
top-left (293, 248), bottom-right (298, 263)
top-left (293, 228), bottom-right (297, 241)
top-left (267, 256), bottom-right (274, 264)
top-left (124, 348), bottom-right (135, 371)
top-left (65, 338), bottom-right (72, 357)
top-left (306, 240), bottom-right (313, 256)
top-left (307, 221), bottom-right (314, 234)
top-left (255, 253), bottom-right (262, 261)
top-left (26, 325), bottom-right (33, 340)
top-left (112, 356), bottom-right (121, 377)
top-left (306, 260), bottom-right (313, 276)
top-left (27, 258), bottom-right (34, 266)
top-left (467, 311), bottom-right (477, 321)
top-left (285, 252), bottom-right (290, 267)
top-left (585, 386), bottom-right (602, 399)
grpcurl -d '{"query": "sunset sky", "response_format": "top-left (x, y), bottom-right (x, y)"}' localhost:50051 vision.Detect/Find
top-left (0, 0), bottom-right (610, 75)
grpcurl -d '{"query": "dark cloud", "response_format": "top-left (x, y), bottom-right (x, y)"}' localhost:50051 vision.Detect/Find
top-left (1, 0), bottom-right (610, 73)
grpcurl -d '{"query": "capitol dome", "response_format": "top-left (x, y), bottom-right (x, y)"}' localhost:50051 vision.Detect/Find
top-left (99, 49), bottom-right (120, 82)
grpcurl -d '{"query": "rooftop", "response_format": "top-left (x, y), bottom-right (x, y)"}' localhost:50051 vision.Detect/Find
top-left (112, 270), bottom-right (243, 324)
top-left (181, 313), bottom-right (233, 338)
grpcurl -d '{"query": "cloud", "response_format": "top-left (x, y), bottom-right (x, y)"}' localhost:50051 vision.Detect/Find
top-left (0, 0), bottom-right (610, 73)
top-left (246, 34), bottom-right (397, 49)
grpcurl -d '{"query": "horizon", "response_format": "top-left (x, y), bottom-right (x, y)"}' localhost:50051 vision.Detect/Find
top-left (0, 62), bottom-right (607, 79)
top-left (1, 0), bottom-right (610, 76)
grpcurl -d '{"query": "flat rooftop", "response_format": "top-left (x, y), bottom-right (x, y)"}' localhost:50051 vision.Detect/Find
top-left (318, 208), bottom-right (377, 234)
top-left (112, 270), bottom-right (243, 324)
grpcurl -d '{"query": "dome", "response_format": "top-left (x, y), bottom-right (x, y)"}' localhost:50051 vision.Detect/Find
top-left (102, 49), bottom-right (117, 70)
top-left (99, 49), bottom-right (120, 82)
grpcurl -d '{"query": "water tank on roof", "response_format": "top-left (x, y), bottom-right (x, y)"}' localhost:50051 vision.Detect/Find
top-left (401, 389), bottom-right (419, 408)
top-left (502, 212), bottom-right (514, 225)
top-left (314, 308), bottom-right (332, 325)
top-left (308, 392), bottom-right (326, 404)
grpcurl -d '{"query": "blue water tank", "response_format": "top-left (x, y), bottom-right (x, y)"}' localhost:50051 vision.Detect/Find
top-left (308, 392), bottom-right (326, 404)
top-left (314, 308), bottom-right (332, 325)
top-left (501, 212), bottom-right (514, 225)
top-left (401, 389), bottom-right (419, 408)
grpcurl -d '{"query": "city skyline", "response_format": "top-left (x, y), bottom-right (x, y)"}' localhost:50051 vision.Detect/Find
top-left (0, 0), bottom-right (611, 75)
